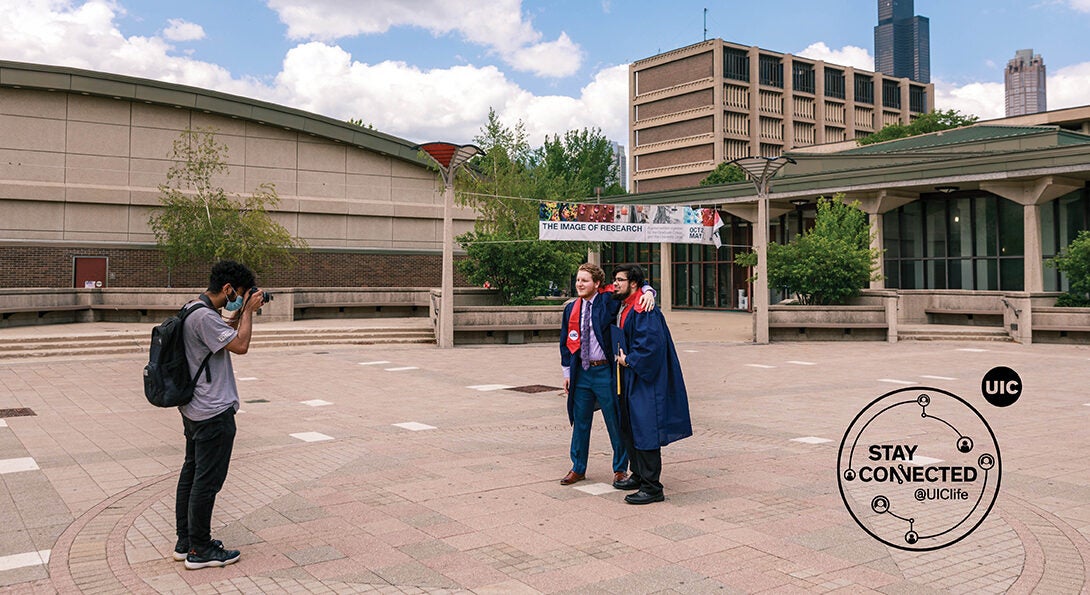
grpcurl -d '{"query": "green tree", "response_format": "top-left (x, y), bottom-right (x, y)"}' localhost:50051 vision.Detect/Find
top-left (1048, 230), bottom-right (1090, 306)
top-left (858, 109), bottom-right (979, 145)
top-left (700, 162), bottom-right (746, 185)
top-left (538, 128), bottom-right (624, 198)
top-left (454, 109), bottom-right (616, 304)
top-left (149, 128), bottom-right (307, 276)
top-left (737, 194), bottom-right (881, 305)
top-left (457, 233), bottom-right (583, 305)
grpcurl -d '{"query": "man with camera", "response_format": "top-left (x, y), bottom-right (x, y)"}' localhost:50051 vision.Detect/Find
top-left (174, 260), bottom-right (266, 569)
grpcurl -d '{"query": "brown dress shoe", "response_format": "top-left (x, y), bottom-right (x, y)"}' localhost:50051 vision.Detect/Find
top-left (560, 471), bottom-right (585, 485)
top-left (613, 471), bottom-right (628, 484)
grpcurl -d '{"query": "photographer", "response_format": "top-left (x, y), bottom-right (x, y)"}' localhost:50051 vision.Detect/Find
top-left (173, 260), bottom-right (265, 569)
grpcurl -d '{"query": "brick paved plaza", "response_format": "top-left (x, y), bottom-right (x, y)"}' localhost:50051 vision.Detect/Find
top-left (1, 314), bottom-right (1089, 593)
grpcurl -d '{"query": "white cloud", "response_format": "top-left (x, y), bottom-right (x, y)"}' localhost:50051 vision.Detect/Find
top-left (796, 42), bottom-right (875, 72)
top-left (1047, 61), bottom-right (1090, 111)
top-left (933, 79), bottom-right (1005, 120)
top-left (0, 0), bottom-right (260, 95)
top-left (163, 18), bottom-right (205, 42)
top-left (931, 60), bottom-right (1090, 121)
top-left (0, 2), bottom-right (622, 146)
top-left (266, 0), bottom-right (582, 78)
top-left (275, 43), bottom-right (626, 145)
top-left (1063, 0), bottom-right (1090, 11)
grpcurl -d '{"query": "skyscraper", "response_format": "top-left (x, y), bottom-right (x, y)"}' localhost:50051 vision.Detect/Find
top-left (1005, 49), bottom-right (1047, 117)
top-left (874, 0), bottom-right (930, 83)
top-left (608, 141), bottom-right (628, 191)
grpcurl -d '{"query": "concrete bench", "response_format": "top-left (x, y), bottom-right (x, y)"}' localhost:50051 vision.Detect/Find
top-left (769, 322), bottom-right (888, 329)
top-left (0, 305), bottom-right (89, 320)
top-left (1032, 325), bottom-right (1090, 333)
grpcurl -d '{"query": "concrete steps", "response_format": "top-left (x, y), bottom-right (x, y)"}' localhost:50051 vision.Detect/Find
top-left (0, 325), bottom-right (436, 359)
top-left (898, 324), bottom-right (1013, 342)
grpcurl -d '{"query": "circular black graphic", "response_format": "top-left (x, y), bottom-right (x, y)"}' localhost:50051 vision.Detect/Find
top-left (981, 366), bottom-right (1022, 407)
top-left (837, 387), bottom-right (1002, 551)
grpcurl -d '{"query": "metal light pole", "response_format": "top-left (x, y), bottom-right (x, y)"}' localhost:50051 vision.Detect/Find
top-left (416, 142), bottom-right (481, 348)
top-left (729, 156), bottom-right (796, 344)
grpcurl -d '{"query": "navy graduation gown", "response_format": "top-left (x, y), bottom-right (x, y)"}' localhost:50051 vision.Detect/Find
top-left (620, 307), bottom-right (693, 450)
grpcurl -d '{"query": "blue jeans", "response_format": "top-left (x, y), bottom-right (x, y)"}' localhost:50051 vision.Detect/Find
top-left (569, 364), bottom-right (628, 475)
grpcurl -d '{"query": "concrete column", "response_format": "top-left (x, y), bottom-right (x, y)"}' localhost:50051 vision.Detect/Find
top-left (755, 197), bottom-right (769, 344)
top-left (660, 242), bottom-right (673, 313)
top-left (1024, 204), bottom-right (1043, 293)
top-left (870, 212), bottom-right (885, 289)
top-left (980, 176), bottom-right (1083, 293)
top-left (586, 248), bottom-right (601, 266)
top-left (439, 182), bottom-right (455, 348)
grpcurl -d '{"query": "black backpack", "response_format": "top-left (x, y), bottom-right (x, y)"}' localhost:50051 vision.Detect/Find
top-left (143, 296), bottom-right (214, 408)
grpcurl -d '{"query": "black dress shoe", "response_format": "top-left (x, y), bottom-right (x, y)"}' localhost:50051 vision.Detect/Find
top-left (613, 476), bottom-right (640, 490)
top-left (624, 490), bottom-right (665, 505)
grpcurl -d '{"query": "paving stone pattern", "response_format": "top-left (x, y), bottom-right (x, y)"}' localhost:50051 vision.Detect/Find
top-left (0, 318), bottom-right (1089, 593)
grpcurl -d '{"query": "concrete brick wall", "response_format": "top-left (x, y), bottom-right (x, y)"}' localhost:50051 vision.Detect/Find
top-left (636, 52), bottom-right (713, 94)
top-left (637, 117), bottom-right (714, 145)
top-left (635, 172), bottom-right (709, 193)
top-left (0, 246), bottom-right (470, 288)
top-left (637, 145), bottom-right (713, 170)
top-left (638, 90), bottom-right (714, 120)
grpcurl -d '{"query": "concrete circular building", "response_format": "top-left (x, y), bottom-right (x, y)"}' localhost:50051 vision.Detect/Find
top-left (0, 60), bottom-right (475, 289)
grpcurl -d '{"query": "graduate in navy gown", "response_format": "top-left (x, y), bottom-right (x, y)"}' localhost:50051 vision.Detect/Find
top-left (559, 263), bottom-right (655, 487)
top-left (612, 264), bottom-right (692, 504)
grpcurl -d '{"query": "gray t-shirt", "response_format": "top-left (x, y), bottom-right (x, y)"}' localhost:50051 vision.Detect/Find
top-left (179, 301), bottom-right (240, 421)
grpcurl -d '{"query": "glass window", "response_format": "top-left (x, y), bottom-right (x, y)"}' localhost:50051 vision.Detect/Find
top-left (900, 261), bottom-right (922, 289)
top-left (687, 264), bottom-right (701, 305)
top-left (883, 259), bottom-right (899, 287)
top-left (1000, 258), bottom-right (1024, 291)
top-left (718, 263), bottom-right (733, 308)
top-left (703, 264), bottom-right (717, 306)
top-left (976, 259), bottom-right (998, 291)
top-left (901, 201), bottom-right (922, 258)
top-left (674, 264), bottom-right (688, 306)
top-left (883, 213), bottom-right (900, 259)
top-left (926, 200), bottom-right (947, 258)
top-left (975, 196), bottom-right (998, 256)
top-left (948, 259), bottom-right (973, 290)
top-left (948, 198), bottom-right (971, 257)
top-left (926, 260), bottom-right (947, 289)
top-left (998, 200), bottom-right (1024, 257)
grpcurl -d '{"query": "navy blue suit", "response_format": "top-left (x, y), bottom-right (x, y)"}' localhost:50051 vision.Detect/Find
top-left (560, 292), bottom-right (628, 475)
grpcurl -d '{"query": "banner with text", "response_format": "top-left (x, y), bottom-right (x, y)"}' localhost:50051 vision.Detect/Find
top-left (538, 202), bottom-right (722, 244)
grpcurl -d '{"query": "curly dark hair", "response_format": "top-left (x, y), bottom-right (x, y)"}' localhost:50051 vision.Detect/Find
top-left (614, 264), bottom-right (645, 287)
top-left (207, 260), bottom-right (256, 292)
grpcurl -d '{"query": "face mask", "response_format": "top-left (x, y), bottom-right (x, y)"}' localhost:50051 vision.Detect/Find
top-left (224, 287), bottom-right (244, 311)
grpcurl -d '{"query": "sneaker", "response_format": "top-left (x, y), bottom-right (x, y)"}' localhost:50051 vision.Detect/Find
top-left (173, 538), bottom-right (221, 561)
top-left (184, 542), bottom-right (240, 569)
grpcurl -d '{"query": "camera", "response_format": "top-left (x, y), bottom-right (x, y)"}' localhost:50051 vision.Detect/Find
top-left (248, 287), bottom-right (274, 303)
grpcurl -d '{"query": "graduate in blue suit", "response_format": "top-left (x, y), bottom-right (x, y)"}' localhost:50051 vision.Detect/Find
top-left (559, 263), bottom-right (655, 487)
top-left (612, 264), bottom-right (692, 504)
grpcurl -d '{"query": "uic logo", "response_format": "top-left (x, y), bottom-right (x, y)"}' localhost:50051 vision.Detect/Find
top-left (838, 387), bottom-right (1001, 551)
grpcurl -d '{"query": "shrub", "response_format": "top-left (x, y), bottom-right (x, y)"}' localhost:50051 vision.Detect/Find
top-left (737, 194), bottom-right (882, 305)
top-left (1048, 230), bottom-right (1090, 306)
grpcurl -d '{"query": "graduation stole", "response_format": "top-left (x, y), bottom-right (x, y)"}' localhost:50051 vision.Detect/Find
top-left (618, 287), bottom-right (645, 328)
top-left (566, 299), bottom-right (584, 354)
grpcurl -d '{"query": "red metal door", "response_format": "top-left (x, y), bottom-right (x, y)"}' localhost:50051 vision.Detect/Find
top-left (74, 257), bottom-right (107, 288)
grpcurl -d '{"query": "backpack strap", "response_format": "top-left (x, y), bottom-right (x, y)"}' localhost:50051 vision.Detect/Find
top-left (179, 295), bottom-right (215, 384)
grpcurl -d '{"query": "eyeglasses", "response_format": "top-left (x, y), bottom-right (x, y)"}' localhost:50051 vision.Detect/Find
top-left (613, 277), bottom-right (628, 283)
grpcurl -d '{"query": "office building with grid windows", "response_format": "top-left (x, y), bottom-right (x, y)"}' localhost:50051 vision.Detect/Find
top-left (628, 39), bottom-right (933, 194)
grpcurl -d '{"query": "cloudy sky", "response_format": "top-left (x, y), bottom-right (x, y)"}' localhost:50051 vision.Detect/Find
top-left (2, 0), bottom-right (1089, 148)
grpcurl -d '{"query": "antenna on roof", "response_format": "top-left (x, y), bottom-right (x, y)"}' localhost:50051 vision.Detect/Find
top-left (704, 8), bottom-right (708, 41)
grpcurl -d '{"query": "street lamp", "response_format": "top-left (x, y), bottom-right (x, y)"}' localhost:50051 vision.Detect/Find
top-left (416, 142), bottom-right (481, 348)
top-left (729, 156), bottom-right (796, 344)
